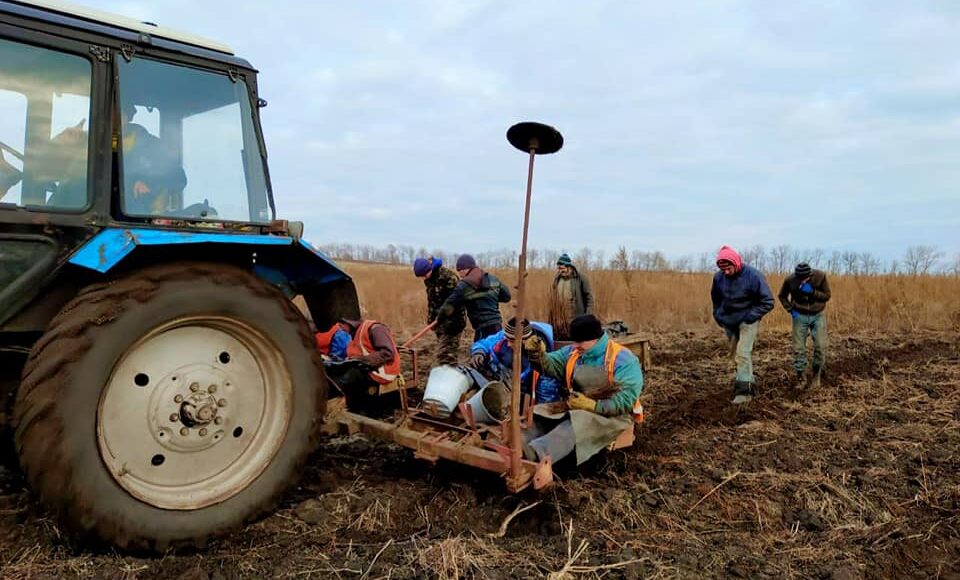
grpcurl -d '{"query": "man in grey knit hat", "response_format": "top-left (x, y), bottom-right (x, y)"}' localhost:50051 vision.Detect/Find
top-left (778, 262), bottom-right (831, 388)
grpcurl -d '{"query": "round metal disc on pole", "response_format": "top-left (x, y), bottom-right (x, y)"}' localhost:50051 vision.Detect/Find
top-left (507, 122), bottom-right (564, 155)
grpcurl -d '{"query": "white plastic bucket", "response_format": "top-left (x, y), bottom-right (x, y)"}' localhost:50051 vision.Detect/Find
top-left (466, 381), bottom-right (510, 424)
top-left (422, 365), bottom-right (471, 418)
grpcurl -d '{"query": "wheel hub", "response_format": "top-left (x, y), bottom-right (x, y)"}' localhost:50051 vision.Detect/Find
top-left (179, 390), bottom-right (220, 427)
top-left (97, 317), bottom-right (292, 510)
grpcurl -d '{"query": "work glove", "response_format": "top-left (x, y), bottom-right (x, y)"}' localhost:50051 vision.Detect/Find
top-left (790, 310), bottom-right (800, 320)
top-left (522, 335), bottom-right (545, 354)
top-left (799, 282), bottom-right (813, 294)
top-left (522, 335), bottom-right (547, 368)
top-left (567, 391), bottom-right (597, 412)
top-left (470, 352), bottom-right (487, 369)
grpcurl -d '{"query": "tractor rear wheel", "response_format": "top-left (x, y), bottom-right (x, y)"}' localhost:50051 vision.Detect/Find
top-left (14, 262), bottom-right (326, 551)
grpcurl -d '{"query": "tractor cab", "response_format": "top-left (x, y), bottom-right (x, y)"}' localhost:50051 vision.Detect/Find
top-left (0, 17), bottom-right (269, 223)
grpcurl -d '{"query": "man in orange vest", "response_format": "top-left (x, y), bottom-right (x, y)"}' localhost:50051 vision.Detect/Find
top-left (316, 319), bottom-right (401, 412)
top-left (524, 314), bottom-right (644, 465)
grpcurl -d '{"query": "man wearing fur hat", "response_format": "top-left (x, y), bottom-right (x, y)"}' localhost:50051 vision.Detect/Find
top-left (437, 254), bottom-right (511, 342)
top-left (711, 245), bottom-right (775, 404)
top-left (470, 317), bottom-right (562, 404)
top-left (413, 256), bottom-right (465, 366)
top-left (778, 262), bottom-right (831, 388)
top-left (523, 314), bottom-right (644, 465)
top-left (548, 253), bottom-right (593, 340)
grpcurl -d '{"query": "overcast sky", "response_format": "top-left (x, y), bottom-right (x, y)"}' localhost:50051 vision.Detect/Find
top-left (85, 0), bottom-right (959, 262)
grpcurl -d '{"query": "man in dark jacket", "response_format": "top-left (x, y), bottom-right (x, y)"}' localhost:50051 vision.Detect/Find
top-left (437, 254), bottom-right (511, 342)
top-left (778, 262), bottom-right (831, 388)
top-left (710, 245), bottom-right (775, 404)
top-left (414, 256), bottom-right (465, 366)
top-left (549, 253), bottom-right (593, 340)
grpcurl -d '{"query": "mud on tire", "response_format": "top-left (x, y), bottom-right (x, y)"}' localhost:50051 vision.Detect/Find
top-left (14, 262), bottom-right (327, 551)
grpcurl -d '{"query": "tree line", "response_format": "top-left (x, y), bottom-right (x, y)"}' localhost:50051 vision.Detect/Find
top-left (315, 242), bottom-right (960, 276)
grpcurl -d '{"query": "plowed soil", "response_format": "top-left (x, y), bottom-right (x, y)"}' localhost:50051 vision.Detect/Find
top-left (1, 330), bottom-right (958, 579)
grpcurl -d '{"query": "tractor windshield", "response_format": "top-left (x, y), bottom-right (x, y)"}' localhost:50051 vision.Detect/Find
top-left (117, 56), bottom-right (271, 223)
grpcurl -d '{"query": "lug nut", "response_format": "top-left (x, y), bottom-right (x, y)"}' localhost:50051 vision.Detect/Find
top-left (190, 383), bottom-right (199, 392)
top-left (174, 394), bottom-right (183, 403)
top-left (218, 399), bottom-right (227, 407)
top-left (180, 427), bottom-right (189, 436)
top-left (208, 385), bottom-right (217, 394)
top-left (169, 413), bottom-right (179, 422)
top-left (199, 428), bottom-right (208, 436)
top-left (214, 416), bottom-right (224, 425)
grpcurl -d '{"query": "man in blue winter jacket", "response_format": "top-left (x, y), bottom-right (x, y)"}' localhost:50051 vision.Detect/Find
top-left (710, 245), bottom-right (775, 404)
top-left (470, 317), bottom-right (562, 404)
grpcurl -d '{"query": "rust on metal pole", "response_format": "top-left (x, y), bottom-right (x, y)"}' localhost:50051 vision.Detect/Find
top-left (508, 143), bottom-right (538, 486)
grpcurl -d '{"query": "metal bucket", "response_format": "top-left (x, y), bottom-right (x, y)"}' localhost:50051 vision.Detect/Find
top-left (422, 365), bottom-right (470, 418)
top-left (466, 381), bottom-right (510, 424)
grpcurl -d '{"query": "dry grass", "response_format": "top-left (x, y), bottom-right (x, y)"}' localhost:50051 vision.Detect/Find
top-left (339, 261), bottom-right (960, 338)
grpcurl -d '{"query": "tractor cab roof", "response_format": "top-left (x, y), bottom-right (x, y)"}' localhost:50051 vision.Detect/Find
top-left (1, 0), bottom-right (253, 69)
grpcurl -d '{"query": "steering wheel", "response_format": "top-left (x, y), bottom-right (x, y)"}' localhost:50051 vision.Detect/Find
top-left (166, 199), bottom-right (219, 219)
top-left (0, 140), bottom-right (24, 162)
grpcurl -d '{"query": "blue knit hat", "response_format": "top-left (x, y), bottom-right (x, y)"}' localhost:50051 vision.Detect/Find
top-left (413, 258), bottom-right (431, 277)
top-left (557, 253), bottom-right (573, 267)
top-left (456, 254), bottom-right (477, 271)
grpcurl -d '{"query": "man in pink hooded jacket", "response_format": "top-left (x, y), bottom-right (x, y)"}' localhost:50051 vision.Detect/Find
top-left (710, 245), bottom-right (775, 404)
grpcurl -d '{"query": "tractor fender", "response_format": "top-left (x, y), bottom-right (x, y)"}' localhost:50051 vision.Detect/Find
top-left (67, 228), bottom-right (359, 329)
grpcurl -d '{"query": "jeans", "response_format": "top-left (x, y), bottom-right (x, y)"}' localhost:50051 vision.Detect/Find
top-left (724, 321), bottom-right (759, 383)
top-left (792, 312), bottom-right (827, 373)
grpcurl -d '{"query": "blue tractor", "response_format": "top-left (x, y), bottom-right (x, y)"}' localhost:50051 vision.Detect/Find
top-left (0, 0), bottom-right (358, 550)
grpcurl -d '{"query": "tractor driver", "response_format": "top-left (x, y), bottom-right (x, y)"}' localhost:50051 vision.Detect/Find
top-left (120, 103), bottom-right (187, 215)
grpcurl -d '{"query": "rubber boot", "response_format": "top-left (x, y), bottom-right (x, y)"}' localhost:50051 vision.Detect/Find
top-left (732, 380), bottom-right (754, 404)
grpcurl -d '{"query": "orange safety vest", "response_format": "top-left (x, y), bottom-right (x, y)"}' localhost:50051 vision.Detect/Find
top-left (345, 320), bottom-right (401, 384)
top-left (564, 339), bottom-right (645, 423)
top-left (314, 325), bottom-right (342, 355)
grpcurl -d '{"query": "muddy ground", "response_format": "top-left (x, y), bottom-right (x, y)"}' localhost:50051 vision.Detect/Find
top-left (1, 330), bottom-right (958, 579)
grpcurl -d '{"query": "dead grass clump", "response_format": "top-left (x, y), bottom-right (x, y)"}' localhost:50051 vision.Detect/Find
top-left (415, 536), bottom-right (503, 580)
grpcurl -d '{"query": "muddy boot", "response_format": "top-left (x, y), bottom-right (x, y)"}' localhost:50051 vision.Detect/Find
top-left (731, 380), bottom-right (754, 404)
top-left (807, 366), bottom-right (822, 389)
top-left (793, 370), bottom-right (806, 390)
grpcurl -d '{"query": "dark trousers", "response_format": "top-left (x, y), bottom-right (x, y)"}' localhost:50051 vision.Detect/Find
top-left (435, 330), bottom-right (461, 366)
top-left (474, 323), bottom-right (502, 342)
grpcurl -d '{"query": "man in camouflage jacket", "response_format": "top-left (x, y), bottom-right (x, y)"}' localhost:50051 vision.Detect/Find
top-left (414, 257), bottom-right (465, 365)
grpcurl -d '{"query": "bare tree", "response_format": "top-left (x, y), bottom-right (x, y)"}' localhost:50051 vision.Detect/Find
top-left (740, 245), bottom-right (767, 271)
top-left (697, 252), bottom-right (714, 272)
top-left (841, 251), bottom-right (860, 275)
top-left (858, 252), bottom-right (882, 276)
top-left (902, 245), bottom-right (944, 275)
top-left (770, 245), bottom-right (792, 274)
top-left (826, 251), bottom-right (843, 274)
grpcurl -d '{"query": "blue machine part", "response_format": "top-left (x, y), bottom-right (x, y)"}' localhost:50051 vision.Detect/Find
top-left (68, 228), bottom-right (350, 287)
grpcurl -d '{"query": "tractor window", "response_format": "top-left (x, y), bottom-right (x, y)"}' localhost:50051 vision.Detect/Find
top-left (0, 38), bottom-right (91, 209)
top-left (117, 57), bottom-right (271, 223)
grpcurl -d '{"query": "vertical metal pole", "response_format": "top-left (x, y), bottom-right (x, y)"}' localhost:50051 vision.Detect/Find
top-left (508, 143), bottom-right (537, 485)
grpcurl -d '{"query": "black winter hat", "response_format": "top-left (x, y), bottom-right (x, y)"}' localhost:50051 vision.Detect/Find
top-left (569, 314), bottom-right (604, 342)
top-left (795, 263), bottom-right (812, 278)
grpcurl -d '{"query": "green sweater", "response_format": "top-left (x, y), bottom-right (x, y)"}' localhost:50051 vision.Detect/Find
top-left (539, 334), bottom-right (644, 416)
